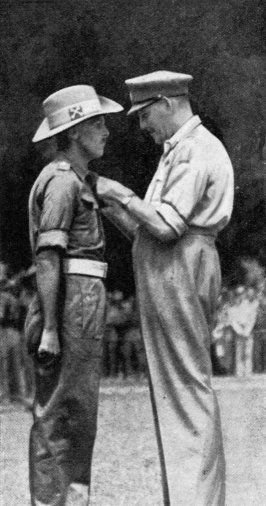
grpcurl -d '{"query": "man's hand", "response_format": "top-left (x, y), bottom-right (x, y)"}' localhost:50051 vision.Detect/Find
top-left (36, 248), bottom-right (61, 357)
top-left (97, 177), bottom-right (177, 242)
top-left (96, 176), bottom-right (135, 204)
top-left (101, 198), bottom-right (124, 217)
top-left (38, 328), bottom-right (61, 356)
top-left (101, 198), bottom-right (139, 241)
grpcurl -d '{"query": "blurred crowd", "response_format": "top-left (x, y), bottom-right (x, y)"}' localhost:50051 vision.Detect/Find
top-left (0, 263), bottom-right (36, 406)
top-left (211, 285), bottom-right (266, 376)
top-left (0, 263), bottom-right (147, 406)
top-left (211, 257), bottom-right (266, 376)
top-left (1, 257), bottom-right (266, 406)
top-left (103, 291), bottom-right (147, 378)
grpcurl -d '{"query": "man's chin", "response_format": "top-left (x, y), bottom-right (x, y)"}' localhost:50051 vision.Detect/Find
top-left (88, 149), bottom-right (105, 160)
top-left (152, 135), bottom-right (162, 145)
top-left (149, 132), bottom-right (161, 145)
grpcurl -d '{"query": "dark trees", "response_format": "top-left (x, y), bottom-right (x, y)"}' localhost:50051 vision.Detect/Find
top-left (0, 0), bottom-right (265, 289)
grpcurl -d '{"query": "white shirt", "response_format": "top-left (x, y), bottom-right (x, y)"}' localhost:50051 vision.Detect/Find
top-left (145, 115), bottom-right (234, 237)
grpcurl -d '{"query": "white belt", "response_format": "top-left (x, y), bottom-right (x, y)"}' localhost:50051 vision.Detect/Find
top-left (63, 258), bottom-right (108, 278)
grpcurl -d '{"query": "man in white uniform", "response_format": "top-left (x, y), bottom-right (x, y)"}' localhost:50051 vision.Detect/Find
top-left (97, 71), bottom-right (234, 505)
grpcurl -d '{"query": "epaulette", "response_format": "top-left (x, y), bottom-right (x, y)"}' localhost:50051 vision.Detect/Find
top-left (56, 160), bottom-right (71, 171)
top-left (49, 160), bottom-right (71, 172)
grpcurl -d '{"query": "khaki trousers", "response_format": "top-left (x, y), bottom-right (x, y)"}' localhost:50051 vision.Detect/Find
top-left (133, 230), bottom-right (226, 506)
top-left (29, 275), bottom-right (106, 506)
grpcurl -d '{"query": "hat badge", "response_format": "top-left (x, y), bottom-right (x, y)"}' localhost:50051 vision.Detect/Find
top-left (68, 105), bottom-right (84, 121)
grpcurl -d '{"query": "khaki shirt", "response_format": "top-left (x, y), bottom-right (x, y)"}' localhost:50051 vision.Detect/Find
top-left (29, 153), bottom-right (105, 260)
top-left (145, 115), bottom-right (234, 236)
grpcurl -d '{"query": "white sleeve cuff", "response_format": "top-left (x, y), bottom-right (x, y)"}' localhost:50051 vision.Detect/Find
top-left (155, 202), bottom-right (188, 236)
top-left (36, 230), bottom-right (68, 253)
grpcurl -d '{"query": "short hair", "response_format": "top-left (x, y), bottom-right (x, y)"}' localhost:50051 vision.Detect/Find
top-left (55, 129), bottom-right (71, 151)
top-left (169, 95), bottom-right (190, 108)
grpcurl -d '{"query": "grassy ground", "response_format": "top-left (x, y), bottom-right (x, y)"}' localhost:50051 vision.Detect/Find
top-left (1, 375), bottom-right (266, 506)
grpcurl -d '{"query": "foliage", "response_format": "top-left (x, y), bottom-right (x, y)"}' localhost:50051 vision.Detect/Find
top-left (0, 0), bottom-right (265, 289)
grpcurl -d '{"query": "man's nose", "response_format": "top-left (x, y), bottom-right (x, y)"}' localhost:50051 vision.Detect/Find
top-left (103, 125), bottom-right (110, 138)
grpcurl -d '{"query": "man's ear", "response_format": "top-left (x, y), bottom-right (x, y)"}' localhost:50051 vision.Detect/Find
top-left (68, 125), bottom-right (79, 141)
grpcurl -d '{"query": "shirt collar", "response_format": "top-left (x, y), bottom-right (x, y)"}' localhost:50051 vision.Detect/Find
top-left (163, 115), bottom-right (202, 155)
top-left (56, 152), bottom-right (88, 182)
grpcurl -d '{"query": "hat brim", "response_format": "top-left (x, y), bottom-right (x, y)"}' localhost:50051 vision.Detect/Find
top-left (127, 98), bottom-right (160, 116)
top-left (32, 96), bottom-right (123, 143)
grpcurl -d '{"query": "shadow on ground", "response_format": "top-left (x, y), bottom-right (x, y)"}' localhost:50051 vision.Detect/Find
top-left (1, 375), bottom-right (266, 505)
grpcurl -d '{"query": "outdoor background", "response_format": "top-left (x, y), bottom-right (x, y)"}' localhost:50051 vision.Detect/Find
top-left (1, 3), bottom-right (266, 505)
top-left (2, 376), bottom-right (266, 506)
top-left (0, 0), bottom-right (266, 293)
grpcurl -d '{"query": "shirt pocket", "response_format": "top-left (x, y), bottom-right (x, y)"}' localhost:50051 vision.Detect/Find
top-left (62, 276), bottom-right (106, 359)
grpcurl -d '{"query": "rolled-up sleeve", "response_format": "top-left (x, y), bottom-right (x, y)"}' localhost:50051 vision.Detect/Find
top-left (155, 144), bottom-right (209, 236)
top-left (36, 174), bottom-right (76, 253)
